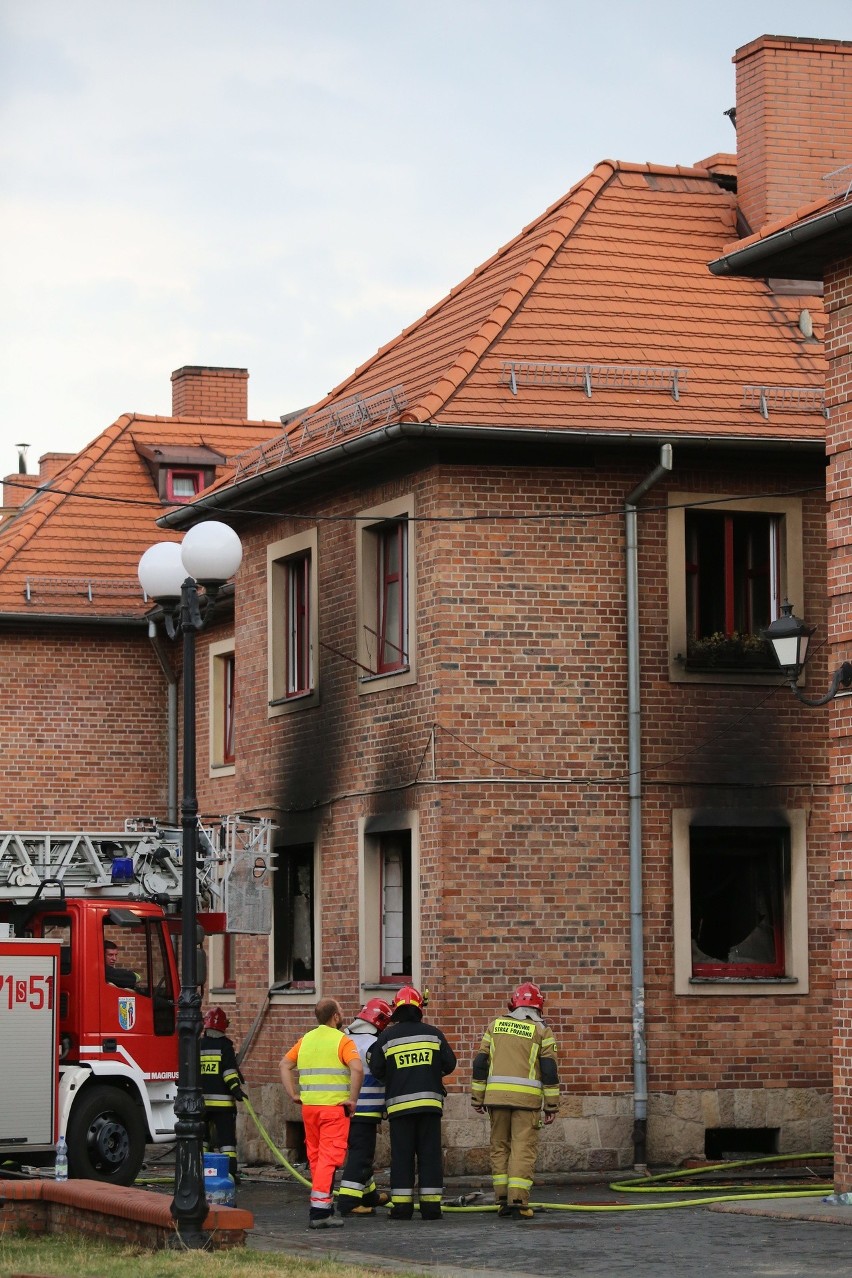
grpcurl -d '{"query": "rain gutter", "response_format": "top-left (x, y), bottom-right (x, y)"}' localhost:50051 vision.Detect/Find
top-left (624, 443), bottom-right (673, 1172)
top-left (160, 422), bottom-right (819, 527)
top-left (708, 201), bottom-right (852, 278)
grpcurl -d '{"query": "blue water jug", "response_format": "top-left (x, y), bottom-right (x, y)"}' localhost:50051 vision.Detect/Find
top-left (203, 1152), bottom-right (236, 1206)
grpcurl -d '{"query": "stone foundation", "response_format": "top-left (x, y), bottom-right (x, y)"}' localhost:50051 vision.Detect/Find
top-left (238, 1085), bottom-right (832, 1175)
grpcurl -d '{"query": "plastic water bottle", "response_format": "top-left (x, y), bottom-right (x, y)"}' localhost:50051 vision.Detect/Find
top-left (54, 1136), bottom-right (68, 1182)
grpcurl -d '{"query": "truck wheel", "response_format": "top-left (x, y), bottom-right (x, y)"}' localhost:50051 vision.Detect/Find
top-left (66, 1085), bottom-right (146, 1185)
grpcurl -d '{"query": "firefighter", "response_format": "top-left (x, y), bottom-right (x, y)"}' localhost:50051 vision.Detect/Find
top-left (280, 997), bottom-right (364, 1229)
top-left (367, 986), bottom-right (456, 1220)
top-left (337, 997), bottom-right (393, 1216)
top-left (103, 940), bottom-right (139, 990)
top-left (471, 981), bottom-right (560, 1219)
top-left (199, 1006), bottom-right (246, 1183)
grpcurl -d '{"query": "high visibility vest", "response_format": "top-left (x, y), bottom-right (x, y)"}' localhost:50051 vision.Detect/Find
top-left (296, 1024), bottom-right (352, 1106)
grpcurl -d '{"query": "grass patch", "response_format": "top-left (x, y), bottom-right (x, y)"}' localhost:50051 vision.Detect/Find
top-left (0, 1231), bottom-right (423, 1278)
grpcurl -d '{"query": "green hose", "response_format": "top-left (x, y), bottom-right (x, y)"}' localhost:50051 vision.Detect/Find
top-left (243, 1094), bottom-right (312, 1188)
top-left (148, 1098), bottom-right (835, 1215)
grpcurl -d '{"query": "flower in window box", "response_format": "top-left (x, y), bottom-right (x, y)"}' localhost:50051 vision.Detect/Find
top-left (685, 631), bottom-right (775, 672)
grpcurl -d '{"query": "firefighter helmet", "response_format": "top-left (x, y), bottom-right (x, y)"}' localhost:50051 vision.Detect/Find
top-left (390, 985), bottom-right (427, 1012)
top-left (508, 982), bottom-right (544, 1013)
top-left (203, 1006), bottom-right (229, 1032)
top-left (359, 997), bottom-right (392, 1032)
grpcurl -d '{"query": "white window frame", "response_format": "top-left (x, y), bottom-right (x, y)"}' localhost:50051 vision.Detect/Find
top-left (358, 813), bottom-right (420, 996)
top-left (356, 495), bottom-right (416, 693)
top-left (208, 637), bottom-right (236, 777)
top-left (667, 492), bottom-right (804, 684)
top-left (267, 529), bottom-right (319, 717)
top-left (672, 808), bottom-right (809, 996)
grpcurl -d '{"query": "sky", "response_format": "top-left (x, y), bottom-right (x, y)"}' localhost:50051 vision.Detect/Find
top-left (1, 1), bottom-right (851, 476)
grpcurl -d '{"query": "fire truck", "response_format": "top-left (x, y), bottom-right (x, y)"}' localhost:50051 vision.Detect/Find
top-left (0, 816), bottom-right (272, 1185)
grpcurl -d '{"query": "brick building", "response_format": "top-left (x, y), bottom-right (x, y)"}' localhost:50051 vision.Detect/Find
top-left (0, 366), bottom-right (279, 829)
top-left (162, 35), bottom-right (845, 1172)
top-left (710, 47), bottom-right (852, 1188)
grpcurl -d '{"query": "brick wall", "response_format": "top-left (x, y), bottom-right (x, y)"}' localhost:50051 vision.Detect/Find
top-left (0, 626), bottom-right (173, 827)
top-left (171, 366), bottom-right (249, 419)
top-left (194, 448), bottom-right (831, 1168)
top-left (825, 255), bottom-right (852, 1190)
top-left (734, 35), bottom-right (852, 233)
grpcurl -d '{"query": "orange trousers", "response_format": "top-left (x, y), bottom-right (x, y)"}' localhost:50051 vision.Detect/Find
top-left (303, 1105), bottom-right (351, 1214)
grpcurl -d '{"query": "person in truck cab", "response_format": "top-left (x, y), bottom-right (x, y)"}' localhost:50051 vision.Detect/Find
top-left (103, 940), bottom-right (139, 989)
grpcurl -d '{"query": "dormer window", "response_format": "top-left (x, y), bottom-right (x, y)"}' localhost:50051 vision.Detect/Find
top-left (166, 469), bottom-right (204, 502)
top-left (134, 441), bottom-right (226, 504)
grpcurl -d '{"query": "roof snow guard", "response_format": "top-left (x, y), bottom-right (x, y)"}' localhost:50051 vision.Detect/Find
top-left (501, 360), bottom-right (686, 401)
top-left (231, 384), bottom-right (408, 481)
top-left (742, 385), bottom-right (827, 419)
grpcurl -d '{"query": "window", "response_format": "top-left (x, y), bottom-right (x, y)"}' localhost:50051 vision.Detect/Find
top-left (668, 493), bottom-right (803, 683)
top-left (209, 639), bottom-right (236, 773)
top-left (207, 932), bottom-right (236, 996)
top-left (686, 510), bottom-right (779, 651)
top-left (268, 530), bottom-right (319, 715)
top-left (166, 469), bottom-right (204, 502)
top-left (272, 844), bottom-right (315, 988)
top-left (376, 522), bottom-right (407, 674)
top-left (285, 554), bottom-right (311, 696)
top-left (356, 495), bottom-right (416, 692)
top-left (689, 827), bottom-right (785, 979)
top-left (672, 809), bottom-right (809, 995)
top-left (380, 833), bottom-right (412, 981)
top-left (359, 815), bottom-right (420, 992)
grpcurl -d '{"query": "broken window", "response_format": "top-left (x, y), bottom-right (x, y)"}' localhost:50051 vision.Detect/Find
top-left (380, 832), bottom-right (412, 981)
top-left (690, 825), bottom-right (787, 979)
top-left (272, 844), bottom-right (315, 988)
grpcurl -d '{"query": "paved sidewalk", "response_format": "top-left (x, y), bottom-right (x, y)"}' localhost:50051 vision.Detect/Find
top-left (236, 1172), bottom-right (852, 1278)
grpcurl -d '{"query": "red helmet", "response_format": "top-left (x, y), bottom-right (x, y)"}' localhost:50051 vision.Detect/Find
top-left (359, 998), bottom-right (392, 1032)
top-left (203, 1006), bottom-right (229, 1032)
top-left (508, 982), bottom-right (544, 1013)
top-left (391, 985), bottom-right (427, 1012)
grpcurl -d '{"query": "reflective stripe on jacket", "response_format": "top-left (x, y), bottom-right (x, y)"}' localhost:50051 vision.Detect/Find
top-left (296, 1024), bottom-right (354, 1106)
top-left (368, 1019), bottom-right (457, 1117)
top-left (347, 1027), bottom-right (386, 1120)
top-left (199, 1031), bottom-right (244, 1109)
top-left (471, 1012), bottom-right (560, 1111)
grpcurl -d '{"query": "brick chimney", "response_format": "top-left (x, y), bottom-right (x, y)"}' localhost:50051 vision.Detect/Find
top-left (2, 451), bottom-right (74, 511)
top-left (734, 35), bottom-right (852, 234)
top-left (171, 366), bottom-right (249, 419)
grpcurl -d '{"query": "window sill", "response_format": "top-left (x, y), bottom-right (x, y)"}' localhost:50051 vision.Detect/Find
top-left (359, 666), bottom-right (411, 684)
top-left (269, 690), bottom-right (315, 706)
top-left (357, 666), bottom-right (416, 695)
top-left (669, 663), bottom-right (790, 687)
top-left (268, 690), bottom-right (319, 717)
top-left (209, 763), bottom-right (236, 778)
top-left (690, 975), bottom-right (798, 985)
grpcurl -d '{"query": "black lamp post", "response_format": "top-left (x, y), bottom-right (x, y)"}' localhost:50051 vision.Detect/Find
top-left (765, 600), bottom-right (852, 705)
top-left (138, 521), bottom-right (242, 1247)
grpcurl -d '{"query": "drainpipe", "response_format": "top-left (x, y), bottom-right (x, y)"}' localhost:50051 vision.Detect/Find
top-left (624, 443), bottom-right (672, 1171)
top-left (148, 620), bottom-right (179, 825)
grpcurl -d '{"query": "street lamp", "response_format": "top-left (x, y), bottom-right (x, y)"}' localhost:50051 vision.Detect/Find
top-left (138, 521), bottom-right (242, 1247)
top-left (765, 600), bottom-right (852, 705)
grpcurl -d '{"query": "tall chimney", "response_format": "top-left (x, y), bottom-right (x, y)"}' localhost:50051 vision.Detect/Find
top-left (171, 366), bottom-right (249, 419)
top-left (734, 35), bottom-right (852, 234)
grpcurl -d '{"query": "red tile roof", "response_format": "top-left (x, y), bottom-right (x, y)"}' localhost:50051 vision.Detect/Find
top-left (217, 159), bottom-right (825, 496)
top-left (0, 414), bottom-right (280, 618)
